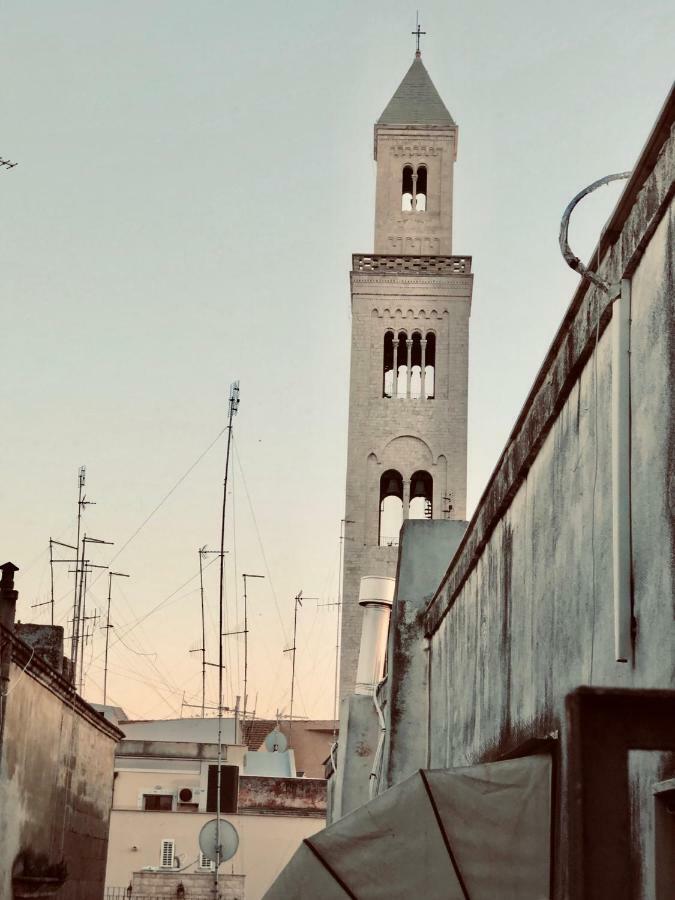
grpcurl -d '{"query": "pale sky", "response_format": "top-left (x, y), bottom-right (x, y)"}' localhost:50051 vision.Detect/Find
top-left (1, 0), bottom-right (673, 721)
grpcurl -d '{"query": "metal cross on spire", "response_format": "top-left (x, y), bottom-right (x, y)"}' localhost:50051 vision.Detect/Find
top-left (412, 12), bottom-right (426, 56)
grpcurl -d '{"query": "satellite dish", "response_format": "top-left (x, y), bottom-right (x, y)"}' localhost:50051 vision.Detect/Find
top-left (264, 729), bottom-right (288, 753)
top-left (199, 818), bottom-right (239, 864)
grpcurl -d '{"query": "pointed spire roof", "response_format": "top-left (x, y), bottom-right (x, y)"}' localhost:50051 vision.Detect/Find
top-left (377, 55), bottom-right (455, 127)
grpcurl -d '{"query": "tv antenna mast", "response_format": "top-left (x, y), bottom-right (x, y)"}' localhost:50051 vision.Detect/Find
top-left (215, 381), bottom-right (239, 898)
top-left (190, 546), bottom-right (221, 717)
top-left (70, 467), bottom-right (95, 669)
top-left (283, 589), bottom-right (318, 747)
top-left (240, 573), bottom-right (264, 728)
top-left (31, 538), bottom-right (78, 625)
top-left (72, 534), bottom-right (112, 694)
top-left (102, 570), bottom-right (129, 705)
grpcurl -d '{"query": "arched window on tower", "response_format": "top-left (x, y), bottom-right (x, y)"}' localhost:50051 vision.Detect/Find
top-left (424, 332), bottom-right (436, 399)
top-left (379, 469), bottom-right (403, 546)
top-left (415, 165), bottom-right (427, 212)
top-left (410, 332), bottom-right (422, 398)
top-left (401, 166), bottom-right (414, 211)
top-left (409, 470), bottom-right (433, 520)
top-left (383, 331), bottom-right (395, 398)
top-left (396, 331), bottom-right (408, 398)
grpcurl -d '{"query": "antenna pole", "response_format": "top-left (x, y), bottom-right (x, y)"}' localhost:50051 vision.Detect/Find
top-left (199, 547), bottom-right (207, 718)
top-left (49, 539), bottom-right (55, 625)
top-left (216, 381), bottom-right (240, 897)
top-left (103, 571), bottom-right (129, 705)
top-left (289, 593), bottom-right (300, 747)
top-left (242, 573), bottom-right (264, 730)
top-left (70, 467), bottom-right (86, 667)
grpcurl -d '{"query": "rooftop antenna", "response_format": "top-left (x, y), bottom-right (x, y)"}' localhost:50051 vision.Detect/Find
top-left (412, 11), bottom-right (426, 57)
top-left (70, 467), bottom-right (95, 670)
top-left (102, 571), bottom-right (129, 705)
top-left (191, 546), bottom-right (220, 718)
top-left (283, 590), bottom-right (318, 748)
top-left (72, 535), bottom-right (111, 693)
top-left (322, 519), bottom-right (354, 739)
top-left (0, 157), bottom-right (17, 170)
top-left (241, 573), bottom-right (264, 730)
top-left (31, 538), bottom-right (78, 625)
top-left (215, 380), bottom-right (239, 898)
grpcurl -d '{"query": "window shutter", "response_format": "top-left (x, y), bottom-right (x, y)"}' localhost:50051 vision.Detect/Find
top-left (206, 765), bottom-right (239, 813)
top-left (160, 839), bottom-right (175, 868)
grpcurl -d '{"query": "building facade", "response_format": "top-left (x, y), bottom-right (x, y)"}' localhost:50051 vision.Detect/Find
top-left (340, 52), bottom-right (473, 699)
top-left (104, 718), bottom-right (327, 900)
top-left (0, 563), bottom-right (123, 900)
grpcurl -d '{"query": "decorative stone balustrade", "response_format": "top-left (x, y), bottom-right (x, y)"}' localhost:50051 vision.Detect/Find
top-left (352, 254), bottom-right (471, 275)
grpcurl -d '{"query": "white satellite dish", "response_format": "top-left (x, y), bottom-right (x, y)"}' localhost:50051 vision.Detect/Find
top-left (264, 729), bottom-right (288, 753)
top-left (199, 818), bottom-right (239, 864)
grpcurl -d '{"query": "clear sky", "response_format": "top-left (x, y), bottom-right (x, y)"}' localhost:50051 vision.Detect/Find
top-left (1, 0), bottom-right (673, 721)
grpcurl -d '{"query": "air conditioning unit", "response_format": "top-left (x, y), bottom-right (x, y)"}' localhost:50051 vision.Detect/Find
top-left (178, 787), bottom-right (195, 803)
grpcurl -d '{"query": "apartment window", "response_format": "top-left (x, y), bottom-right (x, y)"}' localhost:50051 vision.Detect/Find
top-left (144, 794), bottom-right (173, 811)
top-left (206, 765), bottom-right (239, 814)
top-left (160, 839), bottom-right (176, 869)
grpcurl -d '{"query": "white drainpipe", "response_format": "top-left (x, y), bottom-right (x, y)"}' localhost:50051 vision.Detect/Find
top-left (611, 277), bottom-right (632, 662)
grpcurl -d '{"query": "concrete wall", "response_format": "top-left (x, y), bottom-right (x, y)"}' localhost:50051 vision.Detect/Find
top-left (0, 647), bottom-right (121, 899)
top-left (381, 519), bottom-right (467, 790)
top-left (237, 776), bottom-right (325, 817)
top-left (131, 869), bottom-right (244, 899)
top-left (422, 111), bottom-right (674, 897)
top-left (106, 810), bottom-right (323, 900)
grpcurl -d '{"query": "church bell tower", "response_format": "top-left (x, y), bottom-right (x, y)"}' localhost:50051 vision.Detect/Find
top-left (339, 49), bottom-right (473, 699)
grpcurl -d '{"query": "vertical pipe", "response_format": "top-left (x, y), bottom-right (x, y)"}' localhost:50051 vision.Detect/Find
top-left (612, 278), bottom-right (632, 662)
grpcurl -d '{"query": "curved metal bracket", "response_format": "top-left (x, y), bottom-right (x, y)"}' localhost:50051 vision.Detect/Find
top-left (559, 172), bottom-right (631, 294)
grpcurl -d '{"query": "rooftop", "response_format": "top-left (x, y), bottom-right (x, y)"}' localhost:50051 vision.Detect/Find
top-left (378, 55), bottom-right (455, 127)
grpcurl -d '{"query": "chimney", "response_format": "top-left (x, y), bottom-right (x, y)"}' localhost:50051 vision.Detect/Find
top-left (0, 563), bottom-right (19, 632)
top-left (354, 576), bottom-right (395, 695)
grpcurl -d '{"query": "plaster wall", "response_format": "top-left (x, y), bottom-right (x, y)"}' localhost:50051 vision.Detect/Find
top-left (106, 809), bottom-right (323, 900)
top-left (427, 199), bottom-right (675, 897)
top-left (0, 658), bottom-right (118, 899)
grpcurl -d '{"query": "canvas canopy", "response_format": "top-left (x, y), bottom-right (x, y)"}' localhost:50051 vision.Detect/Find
top-left (264, 754), bottom-right (552, 899)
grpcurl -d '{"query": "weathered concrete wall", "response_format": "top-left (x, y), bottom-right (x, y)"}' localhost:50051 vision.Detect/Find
top-left (15, 623), bottom-right (65, 674)
top-left (0, 634), bottom-right (121, 899)
top-left (329, 693), bottom-right (380, 822)
top-left (238, 776), bottom-right (325, 817)
top-left (380, 519), bottom-right (467, 790)
top-left (423, 115), bottom-right (674, 897)
top-left (106, 809), bottom-right (323, 900)
top-left (132, 869), bottom-right (244, 899)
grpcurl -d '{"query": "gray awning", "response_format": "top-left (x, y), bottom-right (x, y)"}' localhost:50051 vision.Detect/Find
top-left (265, 754), bottom-right (552, 899)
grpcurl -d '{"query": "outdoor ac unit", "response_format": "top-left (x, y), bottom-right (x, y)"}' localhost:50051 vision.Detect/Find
top-left (178, 787), bottom-right (194, 803)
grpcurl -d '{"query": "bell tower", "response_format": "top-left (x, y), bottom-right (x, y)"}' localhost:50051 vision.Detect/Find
top-left (339, 50), bottom-right (473, 699)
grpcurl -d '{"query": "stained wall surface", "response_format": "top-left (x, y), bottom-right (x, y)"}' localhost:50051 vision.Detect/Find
top-left (424, 135), bottom-right (674, 896)
top-left (0, 649), bottom-right (120, 899)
